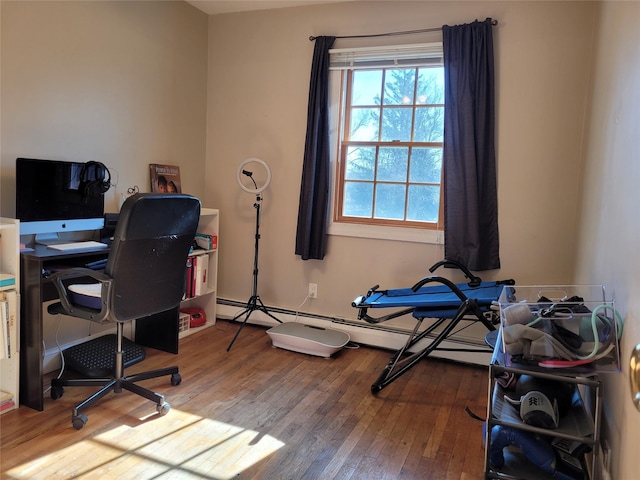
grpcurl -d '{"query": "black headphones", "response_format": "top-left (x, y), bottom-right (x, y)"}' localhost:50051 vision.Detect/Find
top-left (79, 161), bottom-right (111, 197)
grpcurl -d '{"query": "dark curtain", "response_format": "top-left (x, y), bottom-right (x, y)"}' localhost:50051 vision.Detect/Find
top-left (295, 36), bottom-right (336, 260)
top-left (442, 18), bottom-right (500, 271)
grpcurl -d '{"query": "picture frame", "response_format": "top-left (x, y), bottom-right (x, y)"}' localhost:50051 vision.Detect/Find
top-left (149, 164), bottom-right (182, 193)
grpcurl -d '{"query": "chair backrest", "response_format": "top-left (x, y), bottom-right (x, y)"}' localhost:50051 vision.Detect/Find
top-left (105, 193), bottom-right (201, 322)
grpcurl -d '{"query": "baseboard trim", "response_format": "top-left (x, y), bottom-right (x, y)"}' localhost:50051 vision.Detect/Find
top-left (217, 298), bottom-right (493, 366)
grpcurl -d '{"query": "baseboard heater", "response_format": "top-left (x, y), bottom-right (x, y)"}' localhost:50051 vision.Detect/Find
top-left (266, 322), bottom-right (350, 358)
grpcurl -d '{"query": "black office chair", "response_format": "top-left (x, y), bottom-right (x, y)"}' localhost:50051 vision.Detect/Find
top-left (47, 193), bottom-right (201, 429)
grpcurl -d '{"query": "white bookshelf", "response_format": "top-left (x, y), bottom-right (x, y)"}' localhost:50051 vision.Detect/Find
top-left (0, 218), bottom-right (20, 414)
top-left (179, 208), bottom-right (218, 338)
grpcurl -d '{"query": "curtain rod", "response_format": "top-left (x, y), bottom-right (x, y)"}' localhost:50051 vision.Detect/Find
top-left (309, 19), bottom-right (497, 41)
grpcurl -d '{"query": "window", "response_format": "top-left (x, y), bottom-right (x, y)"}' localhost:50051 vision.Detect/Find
top-left (330, 44), bottom-right (444, 238)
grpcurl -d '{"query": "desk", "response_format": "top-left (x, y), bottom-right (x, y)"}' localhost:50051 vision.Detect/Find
top-left (20, 244), bottom-right (179, 411)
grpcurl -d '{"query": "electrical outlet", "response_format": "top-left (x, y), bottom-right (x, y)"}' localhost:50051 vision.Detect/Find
top-left (308, 283), bottom-right (318, 299)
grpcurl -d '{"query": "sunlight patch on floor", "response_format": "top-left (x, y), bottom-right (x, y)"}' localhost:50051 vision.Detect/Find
top-left (6, 409), bottom-right (284, 479)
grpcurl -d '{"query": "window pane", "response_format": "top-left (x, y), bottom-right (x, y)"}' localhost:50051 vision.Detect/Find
top-left (374, 183), bottom-right (406, 220)
top-left (337, 58), bottom-right (444, 230)
top-left (413, 106), bottom-right (444, 142)
top-left (383, 69), bottom-right (415, 105)
top-left (417, 67), bottom-right (444, 104)
top-left (378, 147), bottom-right (408, 182)
top-left (351, 70), bottom-right (382, 106)
top-left (407, 185), bottom-right (440, 222)
top-left (343, 181), bottom-right (373, 217)
top-left (409, 147), bottom-right (442, 183)
top-left (381, 107), bottom-right (412, 142)
top-left (345, 146), bottom-right (376, 180)
top-left (349, 107), bottom-right (379, 141)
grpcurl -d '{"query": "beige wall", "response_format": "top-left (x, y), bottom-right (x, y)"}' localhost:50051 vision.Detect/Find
top-left (0, 0), bottom-right (208, 358)
top-left (573, 2), bottom-right (640, 478)
top-left (206, 1), bottom-right (597, 319)
top-left (0, 0), bottom-right (208, 215)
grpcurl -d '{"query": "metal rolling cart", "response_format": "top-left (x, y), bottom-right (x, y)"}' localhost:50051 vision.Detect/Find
top-left (484, 285), bottom-right (621, 480)
top-left (485, 333), bottom-right (602, 479)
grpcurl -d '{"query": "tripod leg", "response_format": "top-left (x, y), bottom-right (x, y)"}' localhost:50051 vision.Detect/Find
top-left (227, 297), bottom-right (258, 352)
top-left (228, 197), bottom-right (283, 351)
top-left (255, 296), bottom-right (282, 324)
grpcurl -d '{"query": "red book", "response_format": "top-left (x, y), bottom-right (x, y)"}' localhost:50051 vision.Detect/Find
top-left (185, 256), bottom-right (194, 299)
top-left (0, 400), bottom-right (15, 412)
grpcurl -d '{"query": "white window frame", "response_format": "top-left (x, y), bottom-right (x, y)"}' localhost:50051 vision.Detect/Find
top-left (327, 42), bottom-right (445, 245)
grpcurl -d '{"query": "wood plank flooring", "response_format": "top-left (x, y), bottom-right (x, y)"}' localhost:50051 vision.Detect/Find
top-left (0, 320), bottom-right (489, 479)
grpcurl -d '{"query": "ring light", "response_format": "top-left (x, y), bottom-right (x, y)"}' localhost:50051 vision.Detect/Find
top-left (236, 157), bottom-right (272, 194)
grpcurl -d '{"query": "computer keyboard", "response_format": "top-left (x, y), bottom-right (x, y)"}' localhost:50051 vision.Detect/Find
top-left (47, 241), bottom-right (109, 251)
top-left (85, 258), bottom-right (108, 270)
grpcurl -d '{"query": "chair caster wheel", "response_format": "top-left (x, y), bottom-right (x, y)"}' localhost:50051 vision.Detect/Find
top-left (72, 414), bottom-right (88, 430)
top-left (51, 385), bottom-right (64, 400)
top-left (171, 373), bottom-right (182, 386)
top-left (157, 402), bottom-right (171, 416)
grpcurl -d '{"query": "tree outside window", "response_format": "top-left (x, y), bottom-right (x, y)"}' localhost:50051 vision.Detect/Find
top-left (336, 64), bottom-right (444, 230)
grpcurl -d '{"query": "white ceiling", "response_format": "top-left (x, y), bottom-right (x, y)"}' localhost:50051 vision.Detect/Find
top-left (185, 0), bottom-right (352, 15)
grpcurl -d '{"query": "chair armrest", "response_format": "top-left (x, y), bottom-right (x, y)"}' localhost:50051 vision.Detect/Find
top-left (47, 268), bottom-right (113, 323)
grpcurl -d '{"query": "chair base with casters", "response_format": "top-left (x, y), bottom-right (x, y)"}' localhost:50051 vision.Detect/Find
top-left (61, 333), bottom-right (145, 377)
top-left (46, 193), bottom-right (201, 430)
top-left (50, 321), bottom-right (182, 430)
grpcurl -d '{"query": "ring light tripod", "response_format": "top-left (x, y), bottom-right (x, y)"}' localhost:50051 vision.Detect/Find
top-left (227, 158), bottom-right (282, 351)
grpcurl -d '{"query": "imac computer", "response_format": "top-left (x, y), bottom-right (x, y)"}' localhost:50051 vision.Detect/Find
top-left (16, 157), bottom-right (106, 245)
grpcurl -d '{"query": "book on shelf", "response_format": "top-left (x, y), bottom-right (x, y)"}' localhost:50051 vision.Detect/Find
top-left (185, 256), bottom-right (194, 299)
top-left (0, 389), bottom-right (16, 412)
top-left (149, 164), bottom-right (182, 193)
top-left (0, 273), bottom-right (15, 289)
top-left (0, 301), bottom-right (5, 360)
top-left (0, 389), bottom-right (14, 404)
top-left (0, 299), bottom-right (8, 360)
top-left (0, 290), bottom-right (18, 359)
top-left (194, 254), bottom-right (208, 297)
top-left (195, 233), bottom-right (217, 251)
top-left (184, 254), bottom-right (208, 299)
top-left (0, 400), bottom-right (16, 412)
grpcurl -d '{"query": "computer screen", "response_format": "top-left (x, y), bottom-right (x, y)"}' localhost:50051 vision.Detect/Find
top-left (16, 157), bottom-right (106, 243)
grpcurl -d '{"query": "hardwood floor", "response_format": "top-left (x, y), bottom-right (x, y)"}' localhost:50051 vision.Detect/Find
top-left (0, 321), bottom-right (489, 479)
